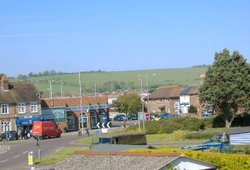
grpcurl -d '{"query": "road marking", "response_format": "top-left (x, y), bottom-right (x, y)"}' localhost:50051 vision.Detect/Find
top-left (22, 151), bottom-right (28, 155)
top-left (13, 155), bottom-right (21, 159)
top-left (0, 159), bottom-right (9, 164)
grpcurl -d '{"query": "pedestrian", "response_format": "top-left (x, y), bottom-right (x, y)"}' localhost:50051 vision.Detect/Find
top-left (18, 129), bottom-right (22, 139)
top-left (85, 128), bottom-right (90, 136)
top-left (27, 132), bottom-right (30, 138)
top-left (122, 119), bottom-right (126, 128)
top-left (220, 132), bottom-right (229, 144)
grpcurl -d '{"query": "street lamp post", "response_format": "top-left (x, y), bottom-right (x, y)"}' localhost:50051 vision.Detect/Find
top-left (138, 74), bottom-right (150, 120)
top-left (49, 80), bottom-right (54, 99)
top-left (61, 83), bottom-right (64, 98)
top-left (79, 71), bottom-right (84, 135)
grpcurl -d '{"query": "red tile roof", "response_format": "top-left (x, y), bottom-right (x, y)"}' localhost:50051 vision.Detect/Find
top-left (41, 96), bottom-right (108, 108)
top-left (149, 86), bottom-right (184, 100)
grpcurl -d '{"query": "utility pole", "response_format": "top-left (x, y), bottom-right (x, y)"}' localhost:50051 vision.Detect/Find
top-left (79, 71), bottom-right (84, 135)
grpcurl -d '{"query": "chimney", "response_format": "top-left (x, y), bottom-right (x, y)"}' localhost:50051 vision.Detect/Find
top-left (1, 75), bottom-right (9, 90)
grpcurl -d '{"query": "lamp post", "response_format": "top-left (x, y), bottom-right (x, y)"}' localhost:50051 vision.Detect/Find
top-left (60, 83), bottom-right (64, 98)
top-left (137, 74), bottom-right (150, 120)
top-left (49, 80), bottom-right (54, 99)
top-left (79, 71), bottom-right (84, 135)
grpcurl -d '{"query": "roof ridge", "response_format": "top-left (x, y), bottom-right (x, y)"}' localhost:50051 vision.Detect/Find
top-left (75, 151), bottom-right (180, 157)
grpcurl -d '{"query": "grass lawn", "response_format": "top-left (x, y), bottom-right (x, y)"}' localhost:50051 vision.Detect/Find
top-left (35, 147), bottom-right (88, 165)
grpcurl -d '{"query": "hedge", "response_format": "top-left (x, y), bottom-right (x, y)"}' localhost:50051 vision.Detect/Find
top-left (129, 148), bottom-right (250, 169)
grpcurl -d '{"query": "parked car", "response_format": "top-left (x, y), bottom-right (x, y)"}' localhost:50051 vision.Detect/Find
top-left (201, 113), bottom-right (212, 118)
top-left (32, 121), bottom-right (62, 139)
top-left (113, 114), bottom-right (127, 121)
top-left (127, 114), bottom-right (138, 120)
top-left (0, 131), bottom-right (18, 141)
top-left (159, 113), bottom-right (177, 119)
top-left (150, 113), bottom-right (160, 120)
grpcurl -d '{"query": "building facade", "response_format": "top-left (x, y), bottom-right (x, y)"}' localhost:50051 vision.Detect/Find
top-left (41, 96), bottom-right (109, 132)
top-left (147, 86), bottom-right (184, 114)
top-left (0, 75), bottom-right (42, 134)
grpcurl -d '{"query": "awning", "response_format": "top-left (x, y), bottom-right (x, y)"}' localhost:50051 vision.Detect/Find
top-left (16, 115), bottom-right (42, 126)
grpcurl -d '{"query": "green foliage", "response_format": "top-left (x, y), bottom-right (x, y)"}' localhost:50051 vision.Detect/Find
top-left (10, 67), bottom-right (208, 97)
top-left (144, 117), bottom-right (207, 134)
top-left (114, 93), bottom-right (141, 115)
top-left (184, 131), bottom-right (218, 140)
top-left (188, 105), bottom-right (197, 113)
top-left (199, 49), bottom-right (250, 127)
top-left (213, 113), bottom-right (250, 128)
top-left (129, 149), bottom-right (250, 169)
top-left (36, 147), bottom-right (88, 165)
top-left (172, 130), bottom-right (189, 140)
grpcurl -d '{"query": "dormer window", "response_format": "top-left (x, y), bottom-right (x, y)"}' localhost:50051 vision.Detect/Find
top-left (18, 103), bottom-right (26, 114)
top-left (1, 104), bottom-right (9, 114)
top-left (30, 102), bottom-right (38, 113)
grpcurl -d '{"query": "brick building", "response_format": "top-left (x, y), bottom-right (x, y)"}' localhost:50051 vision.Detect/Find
top-left (41, 96), bottom-right (109, 132)
top-left (147, 86), bottom-right (184, 114)
top-left (0, 75), bottom-right (42, 134)
top-left (179, 86), bottom-right (202, 114)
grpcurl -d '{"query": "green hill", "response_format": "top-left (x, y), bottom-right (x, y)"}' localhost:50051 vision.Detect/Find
top-left (12, 67), bottom-right (208, 97)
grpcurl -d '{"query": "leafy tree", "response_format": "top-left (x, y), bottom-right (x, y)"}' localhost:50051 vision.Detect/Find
top-left (199, 49), bottom-right (250, 127)
top-left (113, 93), bottom-right (141, 115)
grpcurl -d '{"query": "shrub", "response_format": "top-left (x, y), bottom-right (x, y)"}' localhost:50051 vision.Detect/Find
top-left (172, 130), bottom-right (189, 140)
top-left (129, 149), bottom-right (250, 169)
top-left (188, 105), bottom-right (197, 113)
top-left (213, 113), bottom-right (250, 128)
top-left (185, 131), bottom-right (218, 140)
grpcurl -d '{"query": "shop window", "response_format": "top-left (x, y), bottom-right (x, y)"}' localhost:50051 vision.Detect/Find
top-left (90, 112), bottom-right (98, 128)
top-left (30, 102), bottom-right (37, 113)
top-left (18, 103), bottom-right (26, 114)
top-left (1, 104), bottom-right (9, 114)
top-left (1, 121), bottom-right (11, 133)
top-left (79, 113), bottom-right (88, 129)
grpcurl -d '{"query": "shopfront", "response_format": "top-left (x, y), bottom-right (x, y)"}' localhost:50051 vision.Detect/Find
top-left (41, 97), bottom-right (109, 132)
top-left (16, 115), bottom-right (41, 135)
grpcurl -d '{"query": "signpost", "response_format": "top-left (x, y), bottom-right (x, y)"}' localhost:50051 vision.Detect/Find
top-left (138, 112), bottom-right (145, 131)
top-left (28, 151), bottom-right (34, 165)
top-left (36, 135), bottom-right (41, 162)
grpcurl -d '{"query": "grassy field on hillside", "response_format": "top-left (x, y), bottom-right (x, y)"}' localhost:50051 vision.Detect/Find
top-left (12, 67), bottom-right (208, 97)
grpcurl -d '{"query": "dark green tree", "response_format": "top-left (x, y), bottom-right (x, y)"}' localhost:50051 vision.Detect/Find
top-left (199, 49), bottom-right (250, 127)
top-left (113, 93), bottom-right (141, 116)
top-left (188, 105), bottom-right (197, 114)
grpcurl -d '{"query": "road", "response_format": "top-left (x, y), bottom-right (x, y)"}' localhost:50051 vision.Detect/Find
top-left (0, 132), bottom-right (87, 170)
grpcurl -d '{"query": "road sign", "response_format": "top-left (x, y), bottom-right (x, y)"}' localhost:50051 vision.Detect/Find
top-left (28, 151), bottom-right (34, 165)
top-left (107, 122), bottom-right (111, 128)
top-left (138, 112), bottom-right (146, 121)
top-left (97, 122), bottom-right (101, 129)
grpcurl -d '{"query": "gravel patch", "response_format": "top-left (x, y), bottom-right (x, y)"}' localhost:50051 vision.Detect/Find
top-left (52, 154), bottom-right (177, 170)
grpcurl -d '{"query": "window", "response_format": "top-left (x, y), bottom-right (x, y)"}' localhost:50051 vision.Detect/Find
top-left (1, 104), bottom-right (9, 114)
top-left (1, 121), bottom-right (11, 133)
top-left (30, 102), bottom-right (38, 113)
top-left (18, 103), bottom-right (26, 114)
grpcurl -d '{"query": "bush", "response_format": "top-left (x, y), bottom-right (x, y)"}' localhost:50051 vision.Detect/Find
top-left (213, 113), bottom-right (250, 128)
top-left (172, 130), bottom-right (189, 140)
top-left (185, 131), bottom-right (218, 140)
top-left (188, 105), bottom-right (197, 113)
top-left (144, 117), bottom-right (207, 134)
top-left (129, 149), bottom-right (250, 169)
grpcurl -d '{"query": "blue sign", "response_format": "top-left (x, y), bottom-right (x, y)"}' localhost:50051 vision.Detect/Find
top-left (16, 115), bottom-right (41, 126)
top-left (42, 108), bottom-right (66, 122)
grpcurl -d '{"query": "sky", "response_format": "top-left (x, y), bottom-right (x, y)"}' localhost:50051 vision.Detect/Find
top-left (0, 0), bottom-right (250, 77)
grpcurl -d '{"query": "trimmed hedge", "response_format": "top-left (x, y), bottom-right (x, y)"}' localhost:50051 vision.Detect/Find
top-left (129, 149), bottom-right (250, 169)
top-left (144, 117), bottom-right (207, 134)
